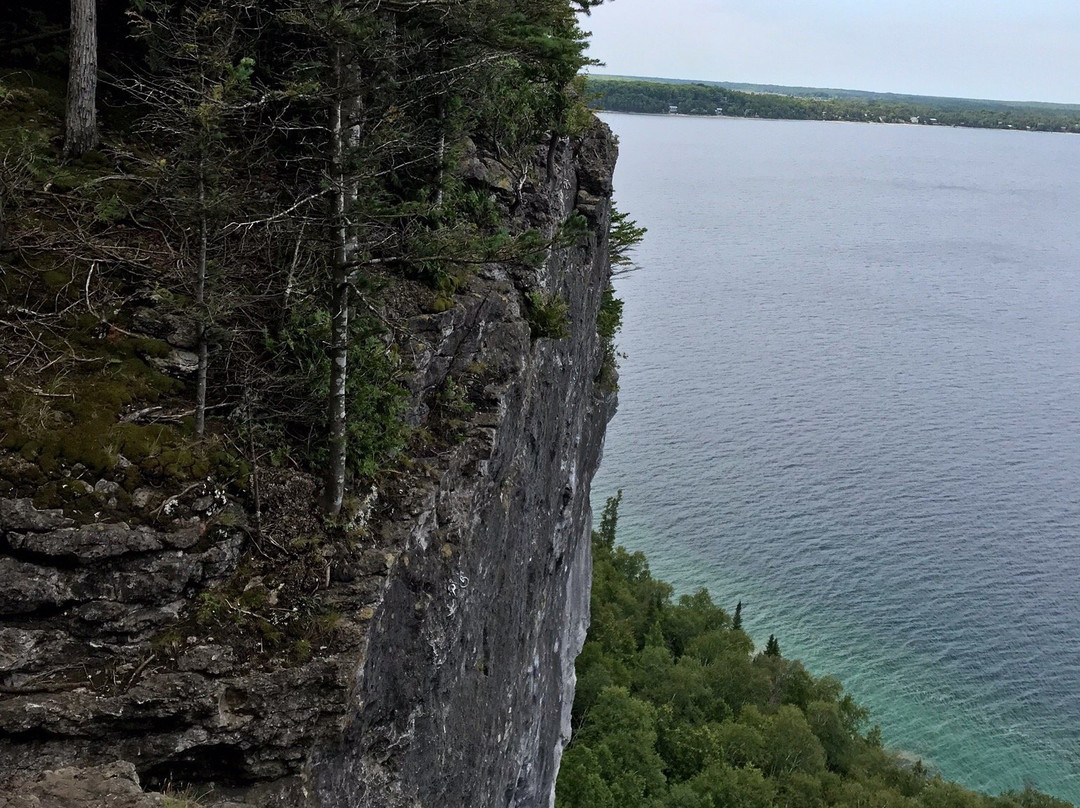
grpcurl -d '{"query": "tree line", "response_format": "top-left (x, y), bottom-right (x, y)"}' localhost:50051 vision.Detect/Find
top-left (556, 494), bottom-right (1075, 808)
top-left (587, 78), bottom-right (1080, 133)
top-left (1, 0), bottom-right (610, 515)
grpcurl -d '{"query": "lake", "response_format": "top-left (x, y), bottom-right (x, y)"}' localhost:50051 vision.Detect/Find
top-left (592, 112), bottom-right (1080, 802)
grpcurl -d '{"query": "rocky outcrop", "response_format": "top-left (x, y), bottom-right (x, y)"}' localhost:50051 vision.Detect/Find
top-left (0, 119), bottom-right (617, 807)
top-left (0, 762), bottom-right (165, 808)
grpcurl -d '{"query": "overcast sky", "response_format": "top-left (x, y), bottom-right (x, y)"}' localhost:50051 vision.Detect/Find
top-left (584, 0), bottom-right (1080, 103)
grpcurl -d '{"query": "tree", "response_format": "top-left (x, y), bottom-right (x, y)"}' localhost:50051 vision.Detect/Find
top-left (609, 207), bottom-right (646, 275)
top-left (128, 0), bottom-right (261, 437)
top-left (685, 762), bottom-right (777, 808)
top-left (323, 20), bottom-right (361, 516)
top-left (250, 0), bottom-right (404, 515)
top-left (64, 0), bottom-right (99, 157)
top-left (597, 491), bottom-right (623, 550)
top-left (752, 705), bottom-right (826, 777)
top-left (765, 634), bottom-right (781, 657)
top-left (732, 601), bottom-right (743, 631)
top-left (566, 686), bottom-right (667, 807)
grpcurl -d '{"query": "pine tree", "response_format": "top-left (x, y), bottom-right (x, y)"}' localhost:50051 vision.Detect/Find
top-left (128, 0), bottom-right (260, 436)
top-left (644, 620), bottom-right (666, 649)
top-left (765, 634), bottom-right (781, 657)
top-left (733, 600), bottom-right (743, 631)
top-left (596, 491), bottom-right (622, 550)
top-left (64, 0), bottom-right (99, 157)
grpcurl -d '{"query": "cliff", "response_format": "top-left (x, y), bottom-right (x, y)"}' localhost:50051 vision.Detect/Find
top-left (0, 121), bottom-right (619, 807)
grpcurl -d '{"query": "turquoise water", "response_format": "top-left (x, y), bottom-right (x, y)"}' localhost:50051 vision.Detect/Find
top-left (592, 113), bottom-right (1080, 802)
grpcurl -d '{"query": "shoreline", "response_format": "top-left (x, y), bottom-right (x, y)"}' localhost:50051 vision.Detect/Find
top-left (594, 108), bottom-right (1079, 136)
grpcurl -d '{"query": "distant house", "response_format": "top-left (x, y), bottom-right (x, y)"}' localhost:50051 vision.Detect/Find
top-left (715, 107), bottom-right (724, 115)
top-left (668, 105), bottom-right (678, 114)
top-left (910, 116), bottom-right (920, 124)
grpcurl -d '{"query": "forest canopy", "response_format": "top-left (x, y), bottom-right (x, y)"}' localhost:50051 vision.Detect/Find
top-left (556, 494), bottom-right (1076, 808)
top-left (0, 0), bottom-right (610, 515)
top-left (586, 76), bottom-right (1080, 133)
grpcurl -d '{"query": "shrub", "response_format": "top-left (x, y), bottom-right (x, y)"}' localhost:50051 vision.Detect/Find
top-left (526, 290), bottom-right (570, 339)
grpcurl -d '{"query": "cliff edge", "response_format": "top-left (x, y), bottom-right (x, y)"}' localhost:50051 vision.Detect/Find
top-left (0, 120), bottom-right (618, 807)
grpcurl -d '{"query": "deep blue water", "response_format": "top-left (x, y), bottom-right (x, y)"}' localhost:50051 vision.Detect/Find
top-left (592, 112), bottom-right (1080, 802)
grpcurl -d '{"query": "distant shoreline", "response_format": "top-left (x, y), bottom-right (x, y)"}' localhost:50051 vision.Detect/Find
top-left (590, 73), bottom-right (1080, 111)
top-left (594, 108), bottom-right (1078, 135)
top-left (586, 76), bottom-right (1080, 135)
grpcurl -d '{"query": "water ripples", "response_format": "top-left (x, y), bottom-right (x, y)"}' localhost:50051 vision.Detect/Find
top-left (593, 113), bottom-right (1080, 803)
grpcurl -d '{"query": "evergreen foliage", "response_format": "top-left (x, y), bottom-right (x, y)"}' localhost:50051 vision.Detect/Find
top-left (526, 290), bottom-right (572, 340)
top-left (587, 77), bottom-right (1080, 133)
top-left (610, 206), bottom-right (647, 273)
top-left (595, 281), bottom-right (623, 392)
top-left (0, 0), bottom-right (616, 508)
top-left (557, 496), bottom-right (1075, 808)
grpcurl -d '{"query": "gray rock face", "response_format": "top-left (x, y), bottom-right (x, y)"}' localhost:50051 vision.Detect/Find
top-left (8, 522), bottom-right (201, 561)
top-left (132, 308), bottom-right (199, 350)
top-left (0, 761), bottom-right (166, 808)
top-left (0, 120), bottom-right (618, 807)
top-left (311, 123), bottom-right (618, 808)
top-left (148, 349), bottom-right (200, 376)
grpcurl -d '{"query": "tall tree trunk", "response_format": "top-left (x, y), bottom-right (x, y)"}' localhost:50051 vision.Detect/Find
top-left (195, 160), bottom-right (208, 436)
top-left (0, 183), bottom-right (7, 251)
top-left (324, 48), bottom-right (357, 516)
top-left (433, 94), bottom-right (446, 208)
top-left (64, 0), bottom-right (99, 158)
top-left (432, 44), bottom-right (447, 208)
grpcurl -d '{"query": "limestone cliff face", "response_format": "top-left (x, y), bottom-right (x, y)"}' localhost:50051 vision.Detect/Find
top-left (0, 121), bottom-right (618, 808)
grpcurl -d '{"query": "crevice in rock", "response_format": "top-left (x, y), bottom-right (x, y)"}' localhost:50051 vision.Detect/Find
top-left (139, 744), bottom-right (254, 790)
top-left (0, 602), bottom-right (79, 622)
top-left (0, 536), bottom-right (83, 571)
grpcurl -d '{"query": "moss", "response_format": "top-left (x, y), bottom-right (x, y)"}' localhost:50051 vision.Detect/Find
top-left (31, 479), bottom-right (105, 521)
top-left (0, 328), bottom-right (249, 489)
top-left (196, 590), bottom-right (231, 625)
top-left (151, 629), bottom-right (186, 658)
top-left (289, 535), bottom-right (323, 551)
top-left (429, 294), bottom-right (455, 313)
top-left (121, 464), bottom-right (142, 492)
top-left (254, 618), bottom-right (284, 644)
top-left (111, 423), bottom-right (170, 464)
top-left (42, 152), bottom-right (117, 195)
top-left (31, 481), bottom-right (62, 511)
top-left (210, 505), bottom-right (246, 528)
top-left (290, 639), bottom-right (313, 663)
top-left (133, 338), bottom-right (172, 359)
top-left (238, 581), bottom-right (270, 611)
top-left (0, 70), bottom-right (66, 117)
top-left (465, 360), bottom-right (489, 377)
top-left (183, 556), bottom-right (348, 666)
top-left (0, 456), bottom-right (43, 488)
top-left (58, 429), bottom-right (116, 472)
top-left (158, 447), bottom-right (201, 480)
top-left (0, 431), bottom-right (24, 451)
top-left (311, 611), bottom-right (342, 637)
top-left (42, 267), bottom-right (74, 290)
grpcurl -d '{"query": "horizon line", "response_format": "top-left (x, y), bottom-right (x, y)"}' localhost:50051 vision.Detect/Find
top-left (586, 71), bottom-right (1080, 109)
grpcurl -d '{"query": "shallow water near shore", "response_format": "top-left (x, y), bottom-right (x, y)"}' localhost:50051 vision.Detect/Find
top-left (592, 112), bottom-right (1080, 802)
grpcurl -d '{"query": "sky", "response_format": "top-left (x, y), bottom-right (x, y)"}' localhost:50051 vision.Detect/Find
top-left (583, 0), bottom-right (1080, 104)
